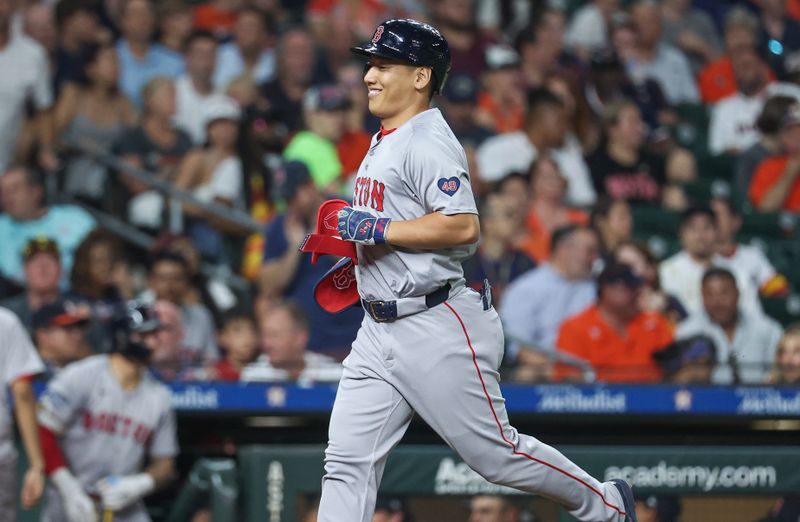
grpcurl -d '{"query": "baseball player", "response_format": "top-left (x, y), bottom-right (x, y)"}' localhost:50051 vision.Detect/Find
top-left (317, 19), bottom-right (638, 522)
top-left (0, 307), bottom-right (45, 521)
top-left (37, 302), bottom-right (178, 522)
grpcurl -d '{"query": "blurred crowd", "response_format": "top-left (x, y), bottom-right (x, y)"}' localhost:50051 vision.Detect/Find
top-left (1, 0), bottom-right (800, 386)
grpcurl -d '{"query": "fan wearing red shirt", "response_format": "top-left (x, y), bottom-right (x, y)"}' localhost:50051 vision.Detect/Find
top-left (556, 262), bottom-right (674, 383)
top-left (749, 104), bottom-right (800, 212)
top-left (209, 309), bottom-right (259, 381)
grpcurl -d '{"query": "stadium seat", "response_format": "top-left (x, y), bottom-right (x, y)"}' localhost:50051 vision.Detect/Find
top-left (631, 205), bottom-right (681, 236)
top-left (760, 295), bottom-right (800, 327)
top-left (739, 212), bottom-right (797, 241)
top-left (697, 153), bottom-right (736, 179)
top-left (682, 177), bottom-right (731, 205)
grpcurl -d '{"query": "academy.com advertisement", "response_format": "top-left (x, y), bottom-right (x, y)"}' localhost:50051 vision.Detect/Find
top-left (603, 461), bottom-right (777, 492)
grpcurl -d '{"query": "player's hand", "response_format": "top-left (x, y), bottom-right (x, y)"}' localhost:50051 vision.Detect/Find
top-left (20, 466), bottom-right (44, 508)
top-left (337, 207), bottom-right (391, 245)
top-left (97, 473), bottom-right (156, 511)
top-left (51, 468), bottom-right (98, 522)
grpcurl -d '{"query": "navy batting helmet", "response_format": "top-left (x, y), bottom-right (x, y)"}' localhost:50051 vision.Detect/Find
top-left (109, 300), bottom-right (162, 362)
top-left (351, 19), bottom-right (451, 95)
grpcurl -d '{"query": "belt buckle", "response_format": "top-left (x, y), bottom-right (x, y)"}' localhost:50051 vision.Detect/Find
top-left (369, 300), bottom-right (389, 322)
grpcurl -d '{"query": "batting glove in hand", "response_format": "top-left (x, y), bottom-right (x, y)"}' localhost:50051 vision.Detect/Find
top-left (51, 468), bottom-right (98, 522)
top-left (337, 207), bottom-right (391, 245)
top-left (97, 473), bottom-right (155, 511)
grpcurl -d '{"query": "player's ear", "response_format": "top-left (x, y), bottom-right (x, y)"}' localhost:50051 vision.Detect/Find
top-left (414, 66), bottom-right (432, 93)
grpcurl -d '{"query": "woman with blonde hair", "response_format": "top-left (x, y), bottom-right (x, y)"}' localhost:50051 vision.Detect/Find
top-left (770, 325), bottom-right (800, 385)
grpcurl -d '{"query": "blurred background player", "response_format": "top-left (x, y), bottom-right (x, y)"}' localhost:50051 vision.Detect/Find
top-left (37, 301), bottom-right (177, 522)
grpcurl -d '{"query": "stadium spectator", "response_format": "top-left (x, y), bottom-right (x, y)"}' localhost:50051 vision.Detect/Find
top-left (204, 308), bottom-right (258, 381)
top-left (711, 196), bottom-right (789, 300)
top-left (193, 0), bottom-right (239, 40)
top-left (735, 95), bottom-right (797, 197)
top-left (0, 166), bottom-right (95, 286)
top-left (591, 197), bottom-right (633, 255)
top-left (146, 251), bottom-right (219, 364)
top-left (653, 334), bottom-right (717, 385)
top-left (708, 49), bottom-right (800, 155)
top-left (306, 0), bottom-right (386, 46)
top-left (437, 73), bottom-right (494, 189)
top-left (23, 4), bottom-right (56, 65)
top-left (431, 0), bottom-right (493, 77)
top-left (32, 300), bottom-right (92, 377)
top-left (462, 193), bottom-right (534, 305)
top-left (259, 28), bottom-right (317, 135)
top-left (116, 77), bottom-right (194, 229)
top-left (749, 103), bottom-right (800, 212)
top-left (614, 240), bottom-right (688, 324)
top-left (53, 0), bottom-right (102, 92)
top-left (544, 70), bottom-right (601, 158)
top-left (214, 7), bottom-right (276, 92)
top-left (628, 0), bottom-right (699, 105)
top-left (587, 100), bottom-right (682, 208)
top-left (334, 60), bottom-right (374, 179)
top-left (241, 301), bottom-right (342, 383)
top-left (698, 7), bottom-right (762, 104)
top-left (760, 495), bottom-right (800, 522)
top-left (474, 44), bottom-right (524, 134)
top-left (468, 494), bottom-right (521, 522)
top-left (148, 299), bottom-right (189, 381)
top-left (175, 96), bottom-right (245, 261)
top-left (55, 41), bottom-right (136, 204)
top-left (556, 262), bottom-right (674, 383)
top-left (757, 0), bottom-right (800, 81)
top-left (518, 154), bottom-right (588, 262)
top-left (676, 268), bottom-right (782, 384)
top-left (659, 0), bottom-right (722, 73)
top-left (175, 31), bottom-right (228, 145)
top-left (0, 238), bottom-right (63, 331)
top-left (516, 8), bottom-right (581, 91)
top-left (565, 0), bottom-right (621, 59)
top-left (500, 225), bottom-right (600, 379)
top-left (769, 325), bottom-right (800, 385)
top-left (67, 229), bottom-right (126, 341)
top-left (115, 0), bottom-right (184, 107)
top-left (258, 161), bottom-right (362, 355)
top-left (0, 0), bottom-right (56, 172)
top-left (373, 495), bottom-right (412, 522)
top-left (0, 308), bottom-right (45, 522)
top-left (659, 205), bottom-right (717, 315)
top-left (477, 88), bottom-right (595, 207)
top-left (283, 84), bottom-right (349, 191)
top-left (157, 0), bottom-right (193, 55)
top-left (633, 494), bottom-right (682, 522)
top-left (494, 172), bottom-right (530, 241)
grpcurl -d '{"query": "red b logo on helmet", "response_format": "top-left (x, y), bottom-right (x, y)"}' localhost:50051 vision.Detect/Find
top-left (372, 26), bottom-right (384, 44)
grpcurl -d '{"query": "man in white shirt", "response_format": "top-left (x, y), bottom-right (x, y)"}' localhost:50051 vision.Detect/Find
top-left (628, 0), bottom-right (699, 104)
top-left (213, 7), bottom-right (275, 90)
top-left (175, 31), bottom-right (229, 145)
top-left (241, 302), bottom-right (342, 385)
top-left (476, 88), bottom-right (596, 207)
top-left (565, 0), bottom-right (620, 59)
top-left (708, 49), bottom-right (800, 155)
top-left (0, 0), bottom-right (55, 172)
top-left (677, 268), bottom-right (782, 384)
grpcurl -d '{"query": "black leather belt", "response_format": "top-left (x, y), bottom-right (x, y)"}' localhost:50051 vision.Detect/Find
top-left (361, 283), bottom-right (451, 322)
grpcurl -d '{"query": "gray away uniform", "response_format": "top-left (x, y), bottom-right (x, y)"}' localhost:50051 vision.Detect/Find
top-left (38, 355), bottom-right (178, 522)
top-left (317, 109), bottom-right (629, 521)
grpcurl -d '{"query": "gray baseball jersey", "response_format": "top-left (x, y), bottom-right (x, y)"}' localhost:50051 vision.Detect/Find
top-left (0, 307), bottom-right (44, 522)
top-left (352, 109), bottom-right (478, 300)
top-left (318, 109), bottom-right (632, 521)
top-left (38, 355), bottom-right (178, 522)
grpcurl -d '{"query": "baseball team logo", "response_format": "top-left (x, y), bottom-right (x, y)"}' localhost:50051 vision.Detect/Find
top-left (438, 177), bottom-right (461, 196)
top-left (332, 264), bottom-right (356, 290)
top-left (372, 26), bottom-right (384, 43)
top-left (323, 210), bottom-right (339, 231)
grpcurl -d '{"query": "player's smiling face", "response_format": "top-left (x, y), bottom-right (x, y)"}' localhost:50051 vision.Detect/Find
top-left (363, 56), bottom-right (431, 123)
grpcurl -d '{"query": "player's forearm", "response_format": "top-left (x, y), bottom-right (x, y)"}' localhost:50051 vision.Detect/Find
top-left (758, 170), bottom-right (799, 211)
top-left (144, 458), bottom-right (176, 490)
top-left (258, 251), bottom-right (301, 296)
top-left (11, 380), bottom-right (44, 470)
top-left (385, 212), bottom-right (480, 250)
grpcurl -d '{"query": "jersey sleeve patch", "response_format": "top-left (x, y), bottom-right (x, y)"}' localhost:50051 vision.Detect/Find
top-left (437, 177), bottom-right (461, 196)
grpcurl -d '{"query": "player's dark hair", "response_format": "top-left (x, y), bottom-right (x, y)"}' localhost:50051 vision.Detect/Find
top-left (757, 95), bottom-right (796, 134)
top-left (702, 267), bottom-right (737, 288)
top-left (679, 204), bottom-right (716, 230)
top-left (149, 250), bottom-right (190, 275)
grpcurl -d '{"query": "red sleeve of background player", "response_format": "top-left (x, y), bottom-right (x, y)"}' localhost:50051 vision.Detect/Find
top-left (39, 425), bottom-right (66, 475)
